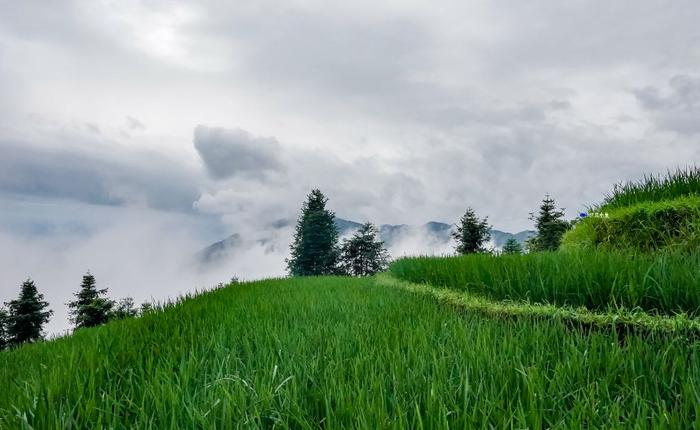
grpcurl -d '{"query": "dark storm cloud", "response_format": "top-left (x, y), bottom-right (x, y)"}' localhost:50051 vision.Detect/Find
top-left (193, 125), bottom-right (284, 181)
top-left (191, 125), bottom-right (433, 230)
top-left (0, 140), bottom-right (200, 212)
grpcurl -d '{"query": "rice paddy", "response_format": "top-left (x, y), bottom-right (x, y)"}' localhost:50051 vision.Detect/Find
top-left (1, 276), bottom-right (699, 429)
top-left (388, 250), bottom-right (700, 316)
top-left (598, 166), bottom-right (700, 211)
top-left (3, 169), bottom-right (700, 428)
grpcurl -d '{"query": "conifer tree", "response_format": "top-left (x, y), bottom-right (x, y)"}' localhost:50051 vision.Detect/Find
top-left (502, 238), bottom-right (523, 255)
top-left (453, 207), bottom-right (491, 254)
top-left (5, 279), bottom-right (52, 346)
top-left (340, 222), bottom-right (390, 276)
top-left (111, 297), bottom-right (138, 320)
top-left (0, 307), bottom-right (8, 350)
top-left (287, 189), bottom-right (341, 276)
top-left (528, 194), bottom-right (570, 252)
top-left (68, 272), bottom-right (113, 329)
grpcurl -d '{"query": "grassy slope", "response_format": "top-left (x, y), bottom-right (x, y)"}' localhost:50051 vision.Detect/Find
top-left (378, 273), bottom-right (700, 334)
top-left (388, 251), bottom-right (700, 316)
top-left (598, 167), bottom-right (700, 211)
top-left (2, 277), bottom-right (699, 429)
top-left (562, 196), bottom-right (700, 251)
top-left (563, 167), bottom-right (700, 251)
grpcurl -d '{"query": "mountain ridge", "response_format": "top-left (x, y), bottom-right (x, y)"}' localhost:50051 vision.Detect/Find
top-left (198, 218), bottom-right (535, 265)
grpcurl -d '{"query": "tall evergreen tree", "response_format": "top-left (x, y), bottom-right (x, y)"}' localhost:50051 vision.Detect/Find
top-left (453, 207), bottom-right (491, 254)
top-left (5, 279), bottom-right (52, 346)
top-left (287, 189), bottom-right (341, 276)
top-left (68, 272), bottom-right (113, 329)
top-left (0, 307), bottom-right (8, 350)
top-left (340, 222), bottom-right (390, 276)
top-left (502, 238), bottom-right (523, 255)
top-left (528, 194), bottom-right (570, 252)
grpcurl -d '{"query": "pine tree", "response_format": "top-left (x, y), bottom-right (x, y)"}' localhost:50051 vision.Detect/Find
top-left (111, 297), bottom-right (138, 320)
top-left (68, 272), bottom-right (114, 329)
top-left (529, 194), bottom-right (570, 252)
top-left (5, 279), bottom-right (52, 346)
top-left (340, 222), bottom-right (390, 276)
top-left (0, 307), bottom-right (8, 350)
top-left (287, 189), bottom-right (341, 276)
top-left (502, 238), bottom-right (523, 255)
top-left (453, 207), bottom-right (491, 254)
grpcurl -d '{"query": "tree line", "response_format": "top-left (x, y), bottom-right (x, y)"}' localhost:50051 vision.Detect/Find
top-left (0, 272), bottom-right (150, 350)
top-left (1, 190), bottom-right (570, 350)
top-left (286, 190), bottom-right (572, 277)
top-left (452, 194), bottom-right (571, 256)
top-left (287, 189), bottom-right (390, 277)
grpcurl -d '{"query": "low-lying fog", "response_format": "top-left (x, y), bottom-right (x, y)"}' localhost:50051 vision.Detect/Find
top-left (0, 199), bottom-right (459, 336)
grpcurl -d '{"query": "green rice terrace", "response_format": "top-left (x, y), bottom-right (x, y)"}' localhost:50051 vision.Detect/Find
top-left (2, 169), bottom-right (700, 429)
top-left (561, 167), bottom-right (700, 252)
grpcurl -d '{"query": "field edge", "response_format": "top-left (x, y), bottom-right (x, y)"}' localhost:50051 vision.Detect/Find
top-left (375, 273), bottom-right (700, 335)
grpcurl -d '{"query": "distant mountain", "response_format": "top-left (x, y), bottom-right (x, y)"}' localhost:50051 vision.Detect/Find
top-left (490, 229), bottom-right (536, 249)
top-left (196, 233), bottom-right (244, 264)
top-left (337, 219), bottom-right (534, 250)
top-left (335, 218), bottom-right (363, 233)
top-left (197, 217), bottom-right (535, 265)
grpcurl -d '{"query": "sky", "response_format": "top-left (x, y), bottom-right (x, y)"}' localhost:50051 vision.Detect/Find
top-left (1, 0), bottom-right (700, 333)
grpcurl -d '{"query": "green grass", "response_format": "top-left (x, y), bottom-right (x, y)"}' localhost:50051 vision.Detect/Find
top-left (598, 166), bottom-right (700, 211)
top-left (562, 167), bottom-right (700, 252)
top-left (2, 276), bottom-right (699, 428)
top-left (388, 251), bottom-right (700, 316)
top-left (378, 273), bottom-right (700, 335)
top-left (562, 196), bottom-right (700, 252)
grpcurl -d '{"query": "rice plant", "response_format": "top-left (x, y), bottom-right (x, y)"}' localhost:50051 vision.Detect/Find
top-left (563, 196), bottom-right (700, 252)
top-left (1, 276), bottom-right (698, 429)
top-left (388, 250), bottom-right (700, 315)
top-left (598, 166), bottom-right (700, 210)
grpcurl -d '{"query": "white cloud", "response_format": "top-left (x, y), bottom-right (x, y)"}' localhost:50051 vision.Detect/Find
top-left (2, 0), bottom-right (700, 334)
top-left (0, 205), bottom-right (230, 335)
top-left (634, 74), bottom-right (700, 135)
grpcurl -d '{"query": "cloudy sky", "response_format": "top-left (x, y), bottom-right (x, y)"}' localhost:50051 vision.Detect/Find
top-left (1, 1), bottom-right (699, 332)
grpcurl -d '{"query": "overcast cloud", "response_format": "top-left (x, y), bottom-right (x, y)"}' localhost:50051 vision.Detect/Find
top-left (194, 125), bottom-right (284, 180)
top-left (1, 0), bottom-right (699, 332)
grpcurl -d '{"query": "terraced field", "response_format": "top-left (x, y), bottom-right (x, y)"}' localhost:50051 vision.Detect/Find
top-left (2, 276), bottom-right (699, 429)
top-left (4, 169), bottom-right (700, 428)
top-left (562, 168), bottom-right (700, 252)
top-left (388, 250), bottom-right (700, 317)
